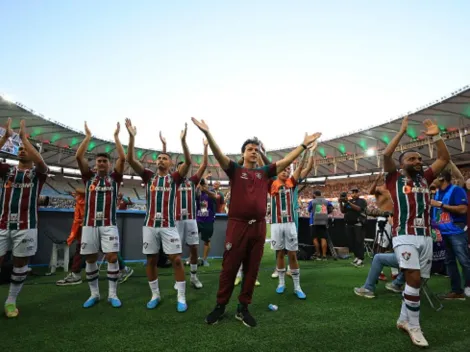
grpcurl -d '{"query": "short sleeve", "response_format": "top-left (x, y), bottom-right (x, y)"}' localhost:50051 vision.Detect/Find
top-left (111, 170), bottom-right (123, 184)
top-left (224, 160), bottom-right (238, 180)
top-left (288, 176), bottom-right (297, 188)
top-left (141, 169), bottom-right (154, 184)
top-left (217, 192), bottom-right (225, 203)
top-left (423, 167), bottom-right (435, 185)
top-left (190, 174), bottom-right (200, 185)
top-left (451, 187), bottom-right (468, 206)
top-left (358, 199), bottom-right (367, 211)
top-left (172, 171), bottom-right (183, 185)
top-left (82, 168), bottom-right (95, 183)
top-left (385, 170), bottom-right (399, 191)
top-left (266, 163), bottom-right (277, 178)
top-left (0, 162), bottom-right (9, 178)
top-left (34, 167), bottom-right (48, 182)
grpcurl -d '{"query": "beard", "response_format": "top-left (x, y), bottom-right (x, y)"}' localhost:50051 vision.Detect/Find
top-left (404, 164), bottom-right (424, 181)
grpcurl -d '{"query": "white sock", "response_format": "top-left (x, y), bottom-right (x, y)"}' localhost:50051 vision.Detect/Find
top-left (399, 299), bottom-right (408, 323)
top-left (403, 284), bottom-right (420, 329)
top-left (291, 268), bottom-right (301, 290)
top-left (149, 279), bottom-right (160, 299)
top-left (85, 262), bottom-right (100, 297)
top-left (287, 265), bottom-right (291, 272)
top-left (107, 261), bottom-right (119, 298)
top-left (6, 265), bottom-right (28, 305)
top-left (190, 264), bottom-right (198, 279)
top-left (391, 267), bottom-right (399, 276)
top-left (277, 268), bottom-right (286, 286)
top-left (176, 281), bottom-right (186, 304)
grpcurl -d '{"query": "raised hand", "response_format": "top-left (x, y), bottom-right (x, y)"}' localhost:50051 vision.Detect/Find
top-left (400, 116), bottom-right (408, 133)
top-left (114, 122), bottom-right (121, 137)
top-left (308, 141), bottom-right (318, 152)
top-left (19, 120), bottom-right (26, 139)
top-left (159, 131), bottom-right (166, 144)
top-left (303, 132), bottom-right (322, 147)
top-left (422, 119), bottom-right (440, 136)
top-left (3, 118), bottom-right (13, 139)
top-left (180, 122), bottom-right (188, 141)
top-left (191, 117), bottom-right (209, 133)
top-left (125, 118), bottom-right (137, 137)
top-left (84, 122), bottom-right (92, 137)
top-left (203, 138), bottom-right (208, 147)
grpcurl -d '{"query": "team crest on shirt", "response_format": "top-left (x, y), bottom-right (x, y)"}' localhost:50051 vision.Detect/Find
top-left (401, 251), bottom-right (411, 261)
top-left (226, 242), bottom-right (232, 250)
top-left (255, 172), bottom-right (262, 179)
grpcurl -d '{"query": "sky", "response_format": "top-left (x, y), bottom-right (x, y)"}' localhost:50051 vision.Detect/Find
top-left (1, 0), bottom-right (469, 155)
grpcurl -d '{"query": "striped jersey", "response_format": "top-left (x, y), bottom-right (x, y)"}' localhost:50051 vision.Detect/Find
top-left (0, 164), bottom-right (47, 230)
top-left (141, 169), bottom-right (183, 228)
top-left (175, 174), bottom-right (200, 221)
top-left (82, 170), bottom-right (122, 227)
top-left (270, 176), bottom-right (297, 224)
top-left (385, 168), bottom-right (435, 237)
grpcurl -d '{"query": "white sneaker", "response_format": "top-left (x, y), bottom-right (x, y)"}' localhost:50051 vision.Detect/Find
top-left (174, 282), bottom-right (177, 290)
top-left (464, 287), bottom-right (470, 298)
top-left (396, 320), bottom-right (409, 332)
top-left (190, 276), bottom-right (203, 289)
top-left (407, 327), bottom-right (429, 347)
top-left (271, 270), bottom-right (279, 278)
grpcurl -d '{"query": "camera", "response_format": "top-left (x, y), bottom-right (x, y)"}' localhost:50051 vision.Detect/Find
top-left (339, 192), bottom-right (348, 202)
top-left (200, 178), bottom-right (205, 186)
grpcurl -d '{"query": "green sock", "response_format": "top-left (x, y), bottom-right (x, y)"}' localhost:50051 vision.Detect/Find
top-left (117, 253), bottom-right (125, 271)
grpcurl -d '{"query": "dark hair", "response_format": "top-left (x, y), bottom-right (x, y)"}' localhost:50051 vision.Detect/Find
top-left (159, 152), bottom-right (171, 159)
top-left (241, 137), bottom-right (260, 153)
top-left (96, 152), bottom-right (111, 160)
top-left (398, 150), bottom-right (418, 164)
top-left (177, 161), bottom-right (184, 167)
top-left (438, 170), bottom-right (452, 183)
top-left (314, 190), bottom-right (322, 197)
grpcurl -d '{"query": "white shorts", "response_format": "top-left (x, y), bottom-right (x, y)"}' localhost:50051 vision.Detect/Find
top-left (0, 229), bottom-right (38, 257)
top-left (175, 219), bottom-right (199, 246)
top-left (393, 235), bottom-right (433, 279)
top-left (143, 226), bottom-right (182, 255)
top-left (375, 217), bottom-right (392, 248)
top-left (271, 222), bottom-right (298, 251)
top-left (80, 226), bottom-right (120, 255)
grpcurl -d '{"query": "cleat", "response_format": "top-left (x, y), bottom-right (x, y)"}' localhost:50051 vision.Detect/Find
top-left (255, 280), bottom-right (260, 286)
top-left (408, 327), bottom-right (429, 347)
top-left (174, 282), bottom-right (178, 290)
top-left (234, 277), bottom-right (242, 286)
top-left (177, 301), bottom-right (188, 312)
top-left (4, 303), bottom-right (19, 318)
top-left (147, 296), bottom-right (161, 309)
top-left (56, 272), bottom-right (82, 286)
top-left (271, 270), bottom-right (278, 278)
top-left (83, 295), bottom-right (100, 308)
top-left (397, 320), bottom-right (409, 332)
top-left (108, 297), bottom-right (122, 308)
top-left (385, 283), bottom-right (403, 293)
top-left (379, 273), bottom-right (387, 281)
top-left (276, 285), bottom-right (285, 294)
top-left (118, 267), bottom-right (134, 284)
top-left (191, 277), bottom-right (203, 289)
top-left (294, 289), bottom-right (307, 300)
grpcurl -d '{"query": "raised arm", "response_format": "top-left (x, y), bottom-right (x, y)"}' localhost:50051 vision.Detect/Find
top-left (0, 118), bottom-right (14, 151)
top-left (300, 142), bottom-right (317, 179)
top-left (258, 141), bottom-right (270, 166)
top-left (446, 161), bottom-right (465, 187)
top-left (383, 116), bottom-right (408, 173)
top-left (178, 123), bottom-right (192, 178)
top-left (276, 132), bottom-right (321, 174)
top-left (75, 122), bottom-right (92, 175)
top-left (194, 138), bottom-right (208, 179)
top-left (422, 119), bottom-right (450, 176)
top-left (293, 151), bottom-right (308, 181)
top-left (125, 118), bottom-right (145, 176)
top-left (114, 122), bottom-right (126, 174)
top-left (159, 131), bottom-right (167, 153)
top-left (369, 172), bottom-right (383, 195)
top-left (192, 117), bottom-right (230, 170)
top-left (19, 120), bottom-right (48, 173)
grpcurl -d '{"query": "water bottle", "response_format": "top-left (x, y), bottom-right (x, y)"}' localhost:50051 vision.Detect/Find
top-left (268, 304), bottom-right (278, 311)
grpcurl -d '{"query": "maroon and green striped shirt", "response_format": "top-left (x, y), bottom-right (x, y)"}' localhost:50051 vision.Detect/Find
top-left (141, 169), bottom-right (183, 228)
top-left (0, 164), bottom-right (47, 230)
top-left (175, 174), bottom-right (200, 221)
top-left (385, 168), bottom-right (435, 237)
top-left (82, 169), bottom-right (122, 227)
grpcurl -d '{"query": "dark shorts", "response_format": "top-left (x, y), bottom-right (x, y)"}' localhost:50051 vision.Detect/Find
top-left (311, 225), bottom-right (328, 239)
top-left (198, 221), bottom-right (214, 243)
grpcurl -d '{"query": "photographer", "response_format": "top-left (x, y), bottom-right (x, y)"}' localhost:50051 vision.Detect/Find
top-left (340, 188), bottom-right (367, 267)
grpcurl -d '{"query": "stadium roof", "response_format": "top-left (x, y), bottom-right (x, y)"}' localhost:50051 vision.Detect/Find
top-left (1, 86), bottom-right (470, 179)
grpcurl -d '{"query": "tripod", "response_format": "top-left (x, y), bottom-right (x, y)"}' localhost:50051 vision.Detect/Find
top-left (373, 218), bottom-right (392, 255)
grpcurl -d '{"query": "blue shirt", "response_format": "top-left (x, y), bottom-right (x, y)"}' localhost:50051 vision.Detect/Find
top-left (434, 184), bottom-right (468, 224)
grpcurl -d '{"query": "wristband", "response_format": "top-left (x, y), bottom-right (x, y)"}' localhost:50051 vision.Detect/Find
top-left (432, 135), bottom-right (442, 143)
top-left (301, 144), bottom-right (307, 150)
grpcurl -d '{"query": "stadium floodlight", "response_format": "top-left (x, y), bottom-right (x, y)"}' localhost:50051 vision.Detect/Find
top-left (366, 148), bottom-right (375, 157)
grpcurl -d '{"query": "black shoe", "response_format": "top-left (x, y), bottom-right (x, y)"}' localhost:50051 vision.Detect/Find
top-left (235, 304), bottom-right (257, 327)
top-left (205, 304), bottom-right (225, 325)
